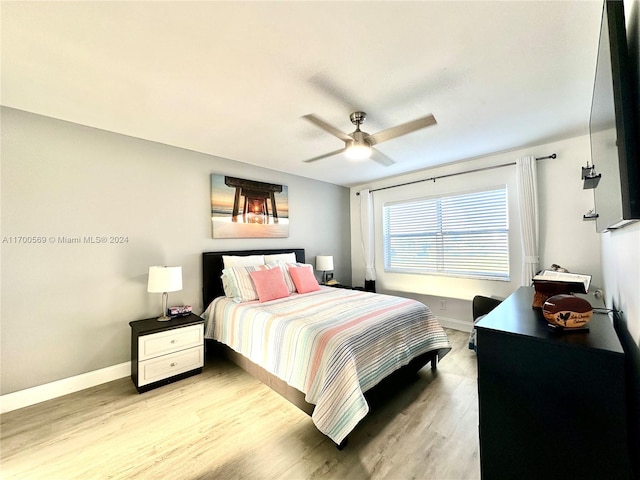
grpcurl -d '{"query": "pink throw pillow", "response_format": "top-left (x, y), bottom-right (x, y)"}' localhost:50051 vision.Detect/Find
top-left (249, 267), bottom-right (290, 302)
top-left (288, 265), bottom-right (321, 294)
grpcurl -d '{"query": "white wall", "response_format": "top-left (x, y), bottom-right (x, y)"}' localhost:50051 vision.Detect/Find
top-left (0, 107), bottom-right (351, 395)
top-left (350, 135), bottom-right (602, 328)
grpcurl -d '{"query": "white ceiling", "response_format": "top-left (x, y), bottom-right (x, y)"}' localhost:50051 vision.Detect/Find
top-left (1, 1), bottom-right (604, 187)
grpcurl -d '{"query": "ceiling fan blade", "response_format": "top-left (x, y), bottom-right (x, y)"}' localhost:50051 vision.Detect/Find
top-left (371, 148), bottom-right (395, 166)
top-left (303, 148), bottom-right (346, 163)
top-left (367, 114), bottom-right (437, 145)
top-left (302, 114), bottom-right (353, 142)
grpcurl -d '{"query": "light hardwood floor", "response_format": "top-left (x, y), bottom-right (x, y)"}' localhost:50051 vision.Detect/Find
top-left (0, 329), bottom-right (480, 480)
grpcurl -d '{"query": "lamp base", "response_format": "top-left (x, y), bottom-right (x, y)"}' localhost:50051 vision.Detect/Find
top-left (156, 292), bottom-right (172, 321)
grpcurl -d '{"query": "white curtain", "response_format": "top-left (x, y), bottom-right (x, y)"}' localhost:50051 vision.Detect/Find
top-left (359, 189), bottom-right (376, 282)
top-left (516, 156), bottom-right (539, 286)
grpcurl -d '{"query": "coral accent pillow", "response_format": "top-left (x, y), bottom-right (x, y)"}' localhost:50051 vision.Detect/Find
top-left (288, 265), bottom-right (321, 294)
top-left (266, 261), bottom-right (296, 293)
top-left (249, 267), bottom-right (290, 302)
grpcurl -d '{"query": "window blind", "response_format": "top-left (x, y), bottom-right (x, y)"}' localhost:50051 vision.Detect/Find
top-left (383, 187), bottom-right (509, 280)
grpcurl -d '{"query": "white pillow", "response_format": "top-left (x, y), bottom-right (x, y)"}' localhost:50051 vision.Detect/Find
top-left (264, 252), bottom-right (297, 264)
top-left (288, 262), bottom-right (314, 272)
top-left (222, 254), bottom-right (265, 268)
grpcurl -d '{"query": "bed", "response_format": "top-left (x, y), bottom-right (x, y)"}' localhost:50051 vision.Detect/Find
top-left (201, 248), bottom-right (451, 447)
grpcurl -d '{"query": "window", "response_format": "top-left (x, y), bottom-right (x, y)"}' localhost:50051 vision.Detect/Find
top-left (383, 187), bottom-right (509, 280)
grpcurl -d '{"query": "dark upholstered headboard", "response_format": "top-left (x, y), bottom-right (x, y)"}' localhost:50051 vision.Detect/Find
top-left (202, 248), bottom-right (305, 308)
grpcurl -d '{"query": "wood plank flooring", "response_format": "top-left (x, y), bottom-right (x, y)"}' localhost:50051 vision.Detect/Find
top-left (0, 329), bottom-right (480, 479)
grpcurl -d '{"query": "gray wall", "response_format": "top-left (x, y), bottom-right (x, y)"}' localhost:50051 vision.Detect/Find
top-left (0, 107), bottom-right (351, 394)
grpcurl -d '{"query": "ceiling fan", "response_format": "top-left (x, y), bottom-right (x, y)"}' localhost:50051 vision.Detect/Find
top-left (302, 111), bottom-right (437, 166)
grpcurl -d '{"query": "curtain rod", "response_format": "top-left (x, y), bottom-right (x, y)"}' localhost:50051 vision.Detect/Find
top-left (356, 154), bottom-right (556, 195)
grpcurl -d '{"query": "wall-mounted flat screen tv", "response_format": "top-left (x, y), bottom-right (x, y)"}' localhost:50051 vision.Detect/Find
top-left (590, 0), bottom-right (639, 232)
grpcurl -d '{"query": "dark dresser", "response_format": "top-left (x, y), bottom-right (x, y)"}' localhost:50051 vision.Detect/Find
top-left (475, 286), bottom-right (631, 479)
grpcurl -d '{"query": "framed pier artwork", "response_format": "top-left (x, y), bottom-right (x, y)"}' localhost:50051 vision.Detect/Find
top-left (210, 174), bottom-right (289, 238)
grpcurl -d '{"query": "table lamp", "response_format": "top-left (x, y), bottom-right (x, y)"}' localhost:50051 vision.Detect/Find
top-left (316, 255), bottom-right (334, 284)
top-left (148, 266), bottom-right (183, 321)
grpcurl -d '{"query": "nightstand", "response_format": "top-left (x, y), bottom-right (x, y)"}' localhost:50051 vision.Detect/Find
top-left (129, 313), bottom-right (204, 393)
top-left (325, 282), bottom-right (348, 288)
top-left (325, 283), bottom-right (364, 290)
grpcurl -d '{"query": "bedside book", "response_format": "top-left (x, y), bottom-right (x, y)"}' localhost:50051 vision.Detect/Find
top-left (531, 270), bottom-right (591, 308)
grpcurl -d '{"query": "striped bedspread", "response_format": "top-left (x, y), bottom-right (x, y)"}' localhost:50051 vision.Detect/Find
top-left (202, 287), bottom-right (451, 444)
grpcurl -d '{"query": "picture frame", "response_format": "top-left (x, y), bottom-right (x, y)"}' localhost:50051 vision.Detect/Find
top-left (210, 174), bottom-right (289, 238)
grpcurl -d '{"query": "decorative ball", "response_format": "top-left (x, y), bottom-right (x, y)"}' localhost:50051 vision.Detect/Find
top-left (542, 294), bottom-right (593, 328)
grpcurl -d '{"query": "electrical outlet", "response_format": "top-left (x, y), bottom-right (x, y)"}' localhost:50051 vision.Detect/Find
top-left (440, 300), bottom-right (447, 310)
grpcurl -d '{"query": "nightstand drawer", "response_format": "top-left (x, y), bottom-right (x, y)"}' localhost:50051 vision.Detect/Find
top-left (138, 346), bottom-right (204, 387)
top-left (138, 324), bottom-right (203, 361)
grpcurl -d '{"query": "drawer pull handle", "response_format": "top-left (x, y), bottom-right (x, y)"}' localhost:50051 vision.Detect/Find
top-left (170, 339), bottom-right (177, 344)
top-left (170, 362), bottom-right (177, 367)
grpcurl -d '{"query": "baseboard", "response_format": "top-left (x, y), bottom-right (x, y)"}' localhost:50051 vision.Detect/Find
top-left (437, 316), bottom-right (474, 332)
top-left (0, 362), bottom-right (131, 414)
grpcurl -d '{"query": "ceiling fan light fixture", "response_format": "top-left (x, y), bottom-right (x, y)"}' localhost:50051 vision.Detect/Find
top-left (345, 143), bottom-right (372, 160)
top-left (302, 110), bottom-right (436, 166)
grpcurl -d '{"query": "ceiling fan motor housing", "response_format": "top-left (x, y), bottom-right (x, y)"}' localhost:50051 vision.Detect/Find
top-left (345, 129), bottom-right (372, 160)
top-left (348, 112), bottom-right (370, 148)
top-left (350, 111), bottom-right (367, 126)
top-left (350, 129), bottom-right (370, 145)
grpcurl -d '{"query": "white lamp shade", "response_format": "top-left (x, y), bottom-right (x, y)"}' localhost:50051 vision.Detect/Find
top-left (316, 256), bottom-right (334, 271)
top-left (345, 143), bottom-right (372, 160)
top-left (147, 266), bottom-right (183, 293)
